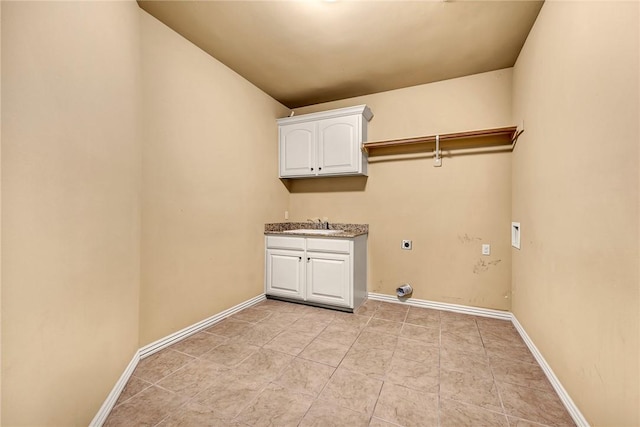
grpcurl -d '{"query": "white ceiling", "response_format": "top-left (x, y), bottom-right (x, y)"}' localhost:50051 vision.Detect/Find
top-left (138, 0), bottom-right (544, 108)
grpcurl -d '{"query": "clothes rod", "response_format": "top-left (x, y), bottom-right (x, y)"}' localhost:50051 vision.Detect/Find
top-left (362, 126), bottom-right (519, 154)
top-left (367, 141), bottom-right (518, 163)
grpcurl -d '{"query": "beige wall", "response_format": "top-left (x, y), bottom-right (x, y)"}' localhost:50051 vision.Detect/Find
top-left (0, 2), bottom-right (3, 422)
top-left (1, 2), bottom-right (142, 425)
top-left (3, 1), bottom-right (638, 426)
top-left (290, 69), bottom-right (514, 310)
top-left (512, 2), bottom-right (639, 426)
top-left (1, 3), bottom-right (289, 424)
top-left (139, 11), bottom-right (289, 345)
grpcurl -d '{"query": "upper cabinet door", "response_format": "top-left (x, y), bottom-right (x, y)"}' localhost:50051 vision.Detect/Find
top-left (277, 105), bottom-right (372, 178)
top-left (279, 122), bottom-right (316, 177)
top-left (317, 115), bottom-right (362, 176)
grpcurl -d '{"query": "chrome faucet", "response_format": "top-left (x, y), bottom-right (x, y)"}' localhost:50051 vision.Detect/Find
top-left (306, 217), bottom-right (329, 230)
top-left (321, 217), bottom-right (330, 230)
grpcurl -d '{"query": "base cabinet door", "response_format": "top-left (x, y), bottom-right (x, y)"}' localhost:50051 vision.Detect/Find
top-left (266, 248), bottom-right (304, 299)
top-left (305, 252), bottom-right (351, 307)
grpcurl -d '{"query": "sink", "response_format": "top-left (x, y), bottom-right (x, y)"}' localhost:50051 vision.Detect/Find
top-left (282, 229), bottom-right (342, 235)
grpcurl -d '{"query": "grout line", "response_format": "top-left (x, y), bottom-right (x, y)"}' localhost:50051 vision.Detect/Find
top-left (147, 385), bottom-right (191, 427)
top-left (101, 297), bottom-right (582, 427)
top-left (490, 358), bottom-right (509, 419)
top-left (150, 405), bottom-right (178, 427)
top-left (475, 319), bottom-right (509, 419)
top-left (370, 417), bottom-right (403, 427)
top-left (442, 397), bottom-right (511, 418)
top-left (229, 381), bottom-right (271, 424)
top-left (370, 376), bottom-right (385, 424)
top-left (296, 395), bottom-right (316, 423)
top-left (110, 380), bottom-right (153, 409)
top-left (402, 306), bottom-right (409, 323)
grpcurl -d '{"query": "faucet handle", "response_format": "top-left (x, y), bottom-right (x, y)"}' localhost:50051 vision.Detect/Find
top-left (321, 217), bottom-right (330, 229)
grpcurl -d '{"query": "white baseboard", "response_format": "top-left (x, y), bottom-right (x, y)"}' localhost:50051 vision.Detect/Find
top-left (139, 294), bottom-right (266, 359)
top-left (511, 315), bottom-right (589, 427)
top-left (90, 294), bottom-right (266, 427)
top-left (93, 292), bottom-right (587, 427)
top-left (367, 292), bottom-right (512, 320)
top-left (89, 351), bottom-right (141, 427)
top-left (368, 292), bottom-right (588, 427)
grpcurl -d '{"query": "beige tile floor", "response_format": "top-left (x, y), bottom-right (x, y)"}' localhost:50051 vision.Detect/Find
top-left (105, 299), bottom-right (576, 427)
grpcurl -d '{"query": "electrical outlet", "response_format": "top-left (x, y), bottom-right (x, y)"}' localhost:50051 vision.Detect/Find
top-left (482, 244), bottom-right (491, 256)
top-left (402, 240), bottom-right (412, 250)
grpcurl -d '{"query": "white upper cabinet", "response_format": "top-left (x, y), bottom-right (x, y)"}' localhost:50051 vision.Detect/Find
top-left (318, 115), bottom-right (360, 176)
top-left (278, 105), bottom-right (373, 178)
top-left (280, 122), bottom-right (316, 176)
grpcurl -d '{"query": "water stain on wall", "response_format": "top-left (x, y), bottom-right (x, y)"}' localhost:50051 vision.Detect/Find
top-left (458, 233), bottom-right (482, 244)
top-left (473, 259), bottom-right (502, 274)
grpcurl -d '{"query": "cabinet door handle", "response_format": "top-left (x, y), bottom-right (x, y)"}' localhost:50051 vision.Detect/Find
top-left (311, 167), bottom-right (314, 171)
top-left (307, 257), bottom-right (310, 262)
top-left (319, 167), bottom-right (322, 171)
top-left (298, 256), bottom-right (302, 261)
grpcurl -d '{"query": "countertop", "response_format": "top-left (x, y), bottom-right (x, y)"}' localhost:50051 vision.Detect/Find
top-left (264, 222), bottom-right (368, 238)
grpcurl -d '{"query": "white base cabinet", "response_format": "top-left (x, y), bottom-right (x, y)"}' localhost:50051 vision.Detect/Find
top-left (265, 235), bottom-right (367, 310)
top-left (306, 251), bottom-right (351, 307)
top-left (265, 248), bottom-right (304, 299)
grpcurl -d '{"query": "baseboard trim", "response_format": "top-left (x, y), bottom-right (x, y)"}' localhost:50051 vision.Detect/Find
top-left (90, 293), bottom-right (266, 426)
top-left (89, 351), bottom-right (140, 427)
top-left (93, 292), bottom-right (587, 427)
top-left (511, 315), bottom-right (589, 427)
top-left (139, 294), bottom-right (266, 359)
top-left (367, 292), bottom-right (588, 427)
top-left (367, 292), bottom-right (512, 320)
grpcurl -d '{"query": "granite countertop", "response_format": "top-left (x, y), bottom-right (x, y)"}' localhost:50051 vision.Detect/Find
top-left (265, 222), bottom-right (368, 238)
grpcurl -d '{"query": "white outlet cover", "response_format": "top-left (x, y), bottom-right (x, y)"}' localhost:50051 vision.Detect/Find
top-left (482, 244), bottom-right (491, 255)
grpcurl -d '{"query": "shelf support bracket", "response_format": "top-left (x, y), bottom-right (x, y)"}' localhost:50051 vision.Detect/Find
top-left (434, 135), bottom-right (442, 167)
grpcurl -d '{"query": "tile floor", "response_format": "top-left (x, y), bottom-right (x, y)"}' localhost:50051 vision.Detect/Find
top-left (105, 299), bottom-right (576, 427)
